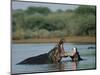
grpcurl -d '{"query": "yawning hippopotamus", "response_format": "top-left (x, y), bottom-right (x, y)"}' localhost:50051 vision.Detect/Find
top-left (17, 39), bottom-right (82, 65)
top-left (17, 39), bottom-right (65, 64)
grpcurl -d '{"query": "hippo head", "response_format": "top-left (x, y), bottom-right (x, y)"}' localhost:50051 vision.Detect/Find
top-left (71, 47), bottom-right (82, 61)
top-left (48, 39), bottom-right (65, 63)
top-left (48, 46), bottom-right (63, 63)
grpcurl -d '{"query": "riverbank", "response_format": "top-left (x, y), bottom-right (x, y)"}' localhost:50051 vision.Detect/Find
top-left (12, 36), bottom-right (96, 44)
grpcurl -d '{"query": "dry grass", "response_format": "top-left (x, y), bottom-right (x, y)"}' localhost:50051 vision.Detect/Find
top-left (12, 36), bottom-right (96, 43)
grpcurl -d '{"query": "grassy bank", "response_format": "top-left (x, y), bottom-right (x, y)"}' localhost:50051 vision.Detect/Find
top-left (12, 36), bottom-right (96, 43)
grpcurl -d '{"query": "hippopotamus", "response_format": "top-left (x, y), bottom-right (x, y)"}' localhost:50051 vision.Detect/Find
top-left (17, 39), bottom-right (82, 65)
top-left (70, 47), bottom-right (82, 61)
top-left (17, 39), bottom-right (65, 64)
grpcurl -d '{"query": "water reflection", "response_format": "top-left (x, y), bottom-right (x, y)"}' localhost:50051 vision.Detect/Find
top-left (49, 61), bottom-right (79, 71)
top-left (57, 62), bottom-right (66, 71)
top-left (72, 61), bottom-right (78, 70)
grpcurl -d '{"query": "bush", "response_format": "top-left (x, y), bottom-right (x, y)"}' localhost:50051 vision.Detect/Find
top-left (12, 5), bottom-right (96, 39)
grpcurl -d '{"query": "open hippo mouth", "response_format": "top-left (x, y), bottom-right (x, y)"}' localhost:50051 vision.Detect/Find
top-left (17, 45), bottom-right (64, 65)
top-left (17, 38), bottom-right (82, 65)
top-left (17, 46), bottom-right (83, 65)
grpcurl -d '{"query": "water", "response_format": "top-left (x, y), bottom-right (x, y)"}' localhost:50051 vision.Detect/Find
top-left (11, 43), bottom-right (96, 74)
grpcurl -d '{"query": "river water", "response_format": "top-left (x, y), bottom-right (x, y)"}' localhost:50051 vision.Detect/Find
top-left (11, 43), bottom-right (96, 74)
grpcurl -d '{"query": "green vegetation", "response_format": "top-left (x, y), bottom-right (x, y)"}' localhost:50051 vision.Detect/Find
top-left (12, 5), bottom-right (96, 40)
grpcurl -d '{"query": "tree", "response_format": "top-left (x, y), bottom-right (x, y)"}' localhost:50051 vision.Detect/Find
top-left (25, 6), bottom-right (51, 15)
top-left (75, 5), bottom-right (96, 15)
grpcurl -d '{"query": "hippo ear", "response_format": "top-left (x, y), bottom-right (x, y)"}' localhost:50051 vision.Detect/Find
top-left (58, 39), bottom-right (65, 44)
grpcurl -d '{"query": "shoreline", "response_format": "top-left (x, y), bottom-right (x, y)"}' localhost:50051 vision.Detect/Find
top-left (12, 36), bottom-right (96, 44)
